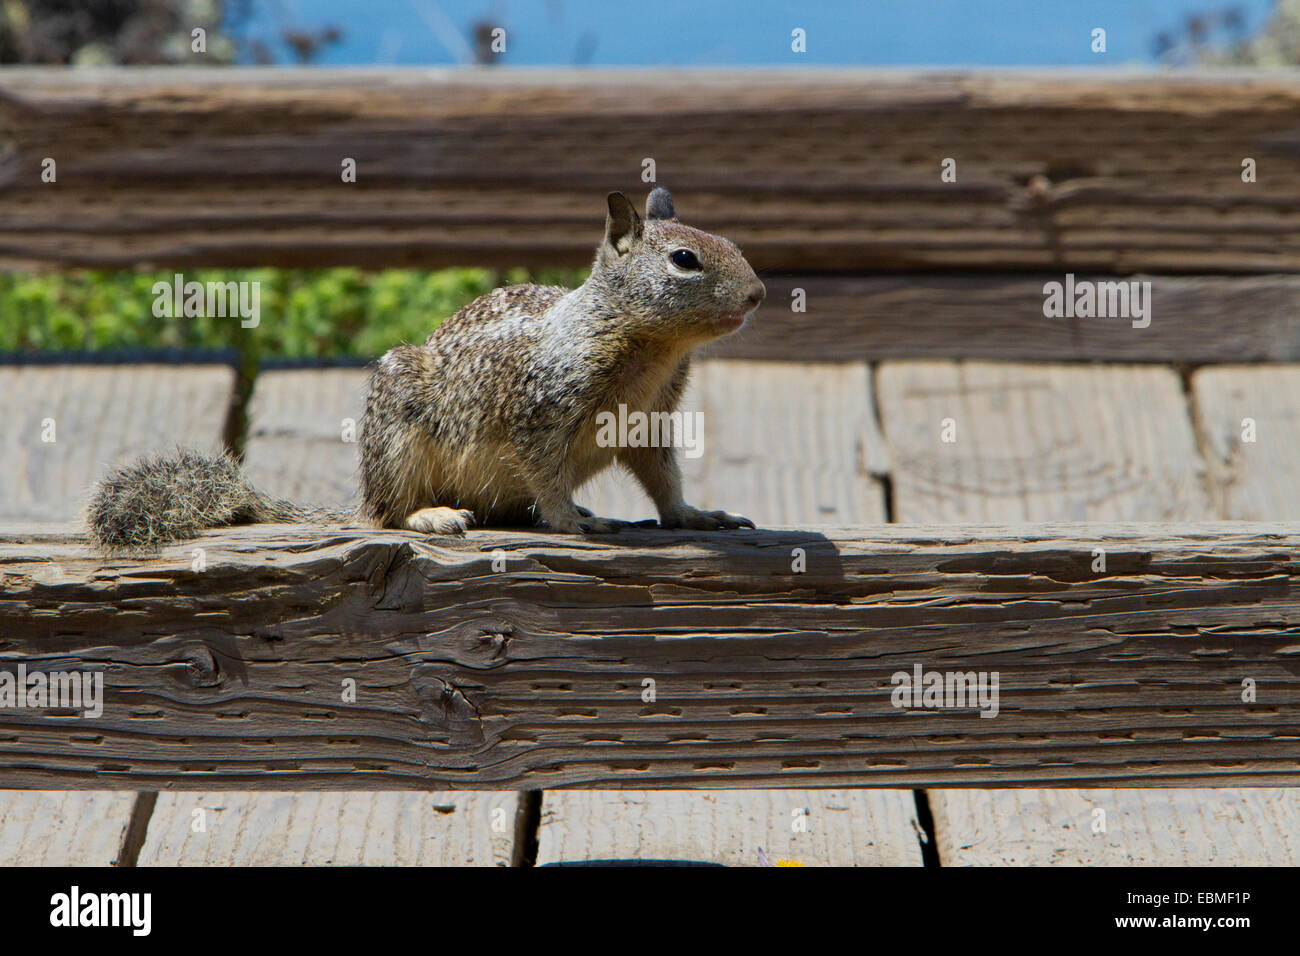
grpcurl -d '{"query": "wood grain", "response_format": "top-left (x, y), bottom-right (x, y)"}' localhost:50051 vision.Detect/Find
top-left (877, 362), bottom-right (1210, 522)
top-left (0, 365), bottom-right (234, 522)
top-left (694, 360), bottom-right (888, 524)
top-left (553, 361), bottom-right (897, 865)
top-left (708, 275), bottom-right (1300, 363)
top-left (0, 791), bottom-right (135, 865)
top-left (136, 791), bottom-right (519, 866)
top-left (0, 365), bottom-right (232, 865)
top-left (535, 790), bottom-right (922, 866)
top-left (242, 368), bottom-right (369, 510)
top-left (2, 69), bottom-right (1298, 272)
top-left (1192, 366), bottom-right (1300, 521)
top-left (883, 361), bottom-right (1295, 864)
top-left (580, 361), bottom-right (887, 525)
top-left (2, 521), bottom-right (1298, 789)
top-left (174, 370), bottom-right (522, 866)
top-left (930, 789), bottom-right (1300, 865)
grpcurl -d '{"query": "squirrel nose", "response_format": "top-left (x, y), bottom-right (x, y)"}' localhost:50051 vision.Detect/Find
top-left (745, 281), bottom-right (766, 307)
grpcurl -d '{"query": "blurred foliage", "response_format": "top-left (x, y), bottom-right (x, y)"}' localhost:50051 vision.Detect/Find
top-left (1155, 0), bottom-right (1300, 65)
top-left (0, 266), bottom-right (588, 361)
top-left (1230, 0), bottom-right (1300, 64)
top-left (0, 0), bottom-right (340, 65)
top-left (1153, 5), bottom-right (1251, 63)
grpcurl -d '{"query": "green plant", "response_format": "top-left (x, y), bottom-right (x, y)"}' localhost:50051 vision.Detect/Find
top-left (0, 266), bottom-right (588, 362)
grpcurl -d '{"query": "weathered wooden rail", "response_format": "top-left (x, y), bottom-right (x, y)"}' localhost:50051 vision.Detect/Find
top-left (2, 522), bottom-right (1297, 790)
top-left (725, 275), bottom-right (1300, 363)
top-left (2, 66), bottom-right (1298, 860)
top-left (3, 68), bottom-right (1298, 362)
top-left (2, 68), bottom-right (1299, 275)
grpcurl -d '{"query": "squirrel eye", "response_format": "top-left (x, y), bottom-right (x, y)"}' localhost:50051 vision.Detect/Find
top-left (670, 249), bottom-right (702, 271)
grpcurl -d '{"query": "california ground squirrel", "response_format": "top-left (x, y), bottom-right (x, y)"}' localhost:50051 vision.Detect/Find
top-left (88, 189), bottom-right (765, 549)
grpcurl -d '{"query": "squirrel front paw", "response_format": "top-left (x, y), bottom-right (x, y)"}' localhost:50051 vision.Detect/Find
top-left (660, 505), bottom-right (755, 531)
top-left (543, 509), bottom-right (627, 534)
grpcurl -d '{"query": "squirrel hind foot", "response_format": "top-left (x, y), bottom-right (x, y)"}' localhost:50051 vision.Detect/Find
top-left (659, 506), bottom-right (756, 531)
top-left (405, 507), bottom-right (474, 536)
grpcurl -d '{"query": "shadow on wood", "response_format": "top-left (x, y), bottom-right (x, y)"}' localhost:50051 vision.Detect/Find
top-left (0, 522), bottom-right (1296, 789)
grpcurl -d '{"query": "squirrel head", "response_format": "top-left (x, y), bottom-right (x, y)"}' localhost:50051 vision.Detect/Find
top-left (589, 189), bottom-right (765, 343)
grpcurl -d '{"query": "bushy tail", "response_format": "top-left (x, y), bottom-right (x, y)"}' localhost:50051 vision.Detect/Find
top-left (87, 449), bottom-right (352, 551)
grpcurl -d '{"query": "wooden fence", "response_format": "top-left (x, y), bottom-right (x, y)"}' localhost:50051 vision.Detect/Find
top-left (3, 68), bottom-right (1299, 270)
top-left (4, 521), bottom-right (1299, 789)
top-left (1, 69), bottom-right (1298, 802)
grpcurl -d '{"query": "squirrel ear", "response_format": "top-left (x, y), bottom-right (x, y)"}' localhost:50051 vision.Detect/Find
top-left (646, 188), bottom-right (676, 221)
top-left (604, 191), bottom-right (643, 256)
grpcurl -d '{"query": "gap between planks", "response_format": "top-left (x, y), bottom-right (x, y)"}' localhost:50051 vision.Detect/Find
top-left (12, 360), bottom-right (1296, 865)
top-left (195, 361), bottom-right (911, 866)
top-left (549, 360), bottom-right (912, 866)
top-left (877, 360), bottom-right (1300, 866)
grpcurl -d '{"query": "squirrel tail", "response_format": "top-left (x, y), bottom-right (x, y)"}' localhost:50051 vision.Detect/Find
top-left (87, 448), bottom-right (352, 551)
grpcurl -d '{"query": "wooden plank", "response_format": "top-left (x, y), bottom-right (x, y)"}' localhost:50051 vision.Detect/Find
top-left (242, 368), bottom-right (370, 510)
top-left (3, 69), bottom-right (1299, 273)
top-left (1192, 365), bottom-right (1300, 520)
top-left (136, 791), bottom-right (518, 866)
top-left (930, 789), bottom-right (1300, 865)
top-left (0, 791), bottom-right (136, 866)
top-left (4, 520), bottom-right (1299, 789)
top-left (557, 361), bottom-right (899, 866)
top-left (877, 362), bottom-right (1210, 522)
top-left (0, 365), bottom-right (232, 866)
top-left (695, 361), bottom-right (888, 524)
top-left (0, 365), bottom-right (235, 522)
top-left (182, 371), bottom-right (515, 865)
top-left (536, 790), bottom-right (921, 866)
top-left (579, 361), bottom-right (887, 525)
top-left (706, 275), bottom-right (1300, 363)
top-left (879, 361), bottom-right (1293, 863)
top-left (1143, 365), bottom-right (1300, 866)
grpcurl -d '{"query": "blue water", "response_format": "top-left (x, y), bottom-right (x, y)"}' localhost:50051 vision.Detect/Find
top-left (240, 0), bottom-right (1279, 66)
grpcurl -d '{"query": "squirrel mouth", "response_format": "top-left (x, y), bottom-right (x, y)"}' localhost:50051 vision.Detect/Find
top-left (714, 308), bottom-right (751, 333)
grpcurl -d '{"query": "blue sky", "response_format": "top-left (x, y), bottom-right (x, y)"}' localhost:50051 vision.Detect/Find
top-left (242, 0), bottom-right (1279, 66)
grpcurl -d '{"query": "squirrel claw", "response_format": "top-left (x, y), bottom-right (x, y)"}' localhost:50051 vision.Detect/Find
top-left (662, 506), bottom-right (754, 531)
top-left (571, 508), bottom-right (651, 530)
top-left (578, 517), bottom-right (623, 534)
top-left (544, 511), bottom-right (625, 534)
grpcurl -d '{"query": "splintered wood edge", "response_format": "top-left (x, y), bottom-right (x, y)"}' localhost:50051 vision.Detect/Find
top-left (3, 520), bottom-right (1297, 550)
top-left (0, 518), bottom-right (1296, 789)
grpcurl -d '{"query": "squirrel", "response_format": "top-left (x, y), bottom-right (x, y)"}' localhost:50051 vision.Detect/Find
top-left (87, 188), bottom-right (765, 550)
